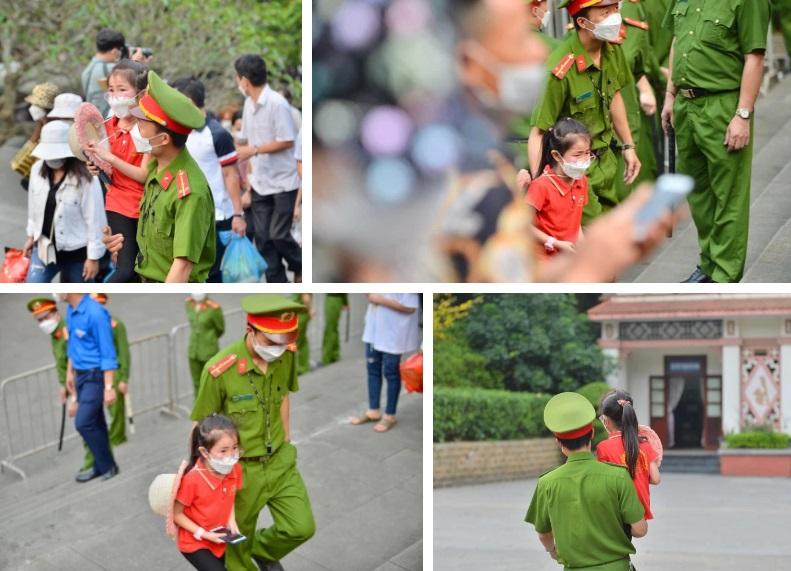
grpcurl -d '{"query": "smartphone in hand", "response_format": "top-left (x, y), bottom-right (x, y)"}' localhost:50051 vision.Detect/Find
top-left (210, 526), bottom-right (247, 544)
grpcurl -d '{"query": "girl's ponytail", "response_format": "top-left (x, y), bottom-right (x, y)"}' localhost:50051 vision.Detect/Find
top-left (599, 390), bottom-right (641, 479)
top-left (185, 423), bottom-right (203, 474)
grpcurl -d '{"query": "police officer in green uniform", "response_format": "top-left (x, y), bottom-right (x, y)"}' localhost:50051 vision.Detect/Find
top-left (321, 293), bottom-right (348, 366)
top-left (661, 0), bottom-right (771, 283)
top-left (103, 70), bottom-right (216, 282)
top-left (185, 293), bottom-right (225, 397)
top-left (528, 0), bottom-right (641, 223)
top-left (525, 392), bottom-right (647, 570)
top-left (27, 297), bottom-right (69, 395)
top-left (529, 0), bottom-right (561, 51)
top-left (291, 293), bottom-right (313, 375)
top-left (614, 0), bottom-right (660, 198)
top-left (191, 294), bottom-right (315, 571)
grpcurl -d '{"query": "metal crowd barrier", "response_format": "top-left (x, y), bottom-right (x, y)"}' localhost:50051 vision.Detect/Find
top-left (1, 295), bottom-right (363, 480)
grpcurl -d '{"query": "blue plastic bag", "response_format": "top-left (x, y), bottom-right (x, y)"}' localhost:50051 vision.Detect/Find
top-left (221, 234), bottom-right (267, 282)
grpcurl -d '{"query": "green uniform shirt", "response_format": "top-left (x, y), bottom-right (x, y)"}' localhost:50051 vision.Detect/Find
top-left (50, 318), bottom-right (68, 387)
top-left (110, 315), bottom-right (130, 383)
top-left (326, 293), bottom-right (349, 304)
top-left (135, 146), bottom-right (216, 283)
top-left (191, 337), bottom-right (299, 458)
top-left (532, 31), bottom-right (633, 152)
top-left (621, 2), bottom-right (660, 82)
top-left (663, 0), bottom-right (770, 91)
top-left (525, 452), bottom-right (644, 569)
top-left (644, 0), bottom-right (674, 70)
top-left (186, 299), bottom-right (225, 361)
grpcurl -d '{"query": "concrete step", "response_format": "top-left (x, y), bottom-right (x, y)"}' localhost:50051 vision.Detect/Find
top-left (744, 213), bottom-right (791, 282)
top-left (627, 84), bottom-right (791, 283)
top-left (661, 453), bottom-right (721, 474)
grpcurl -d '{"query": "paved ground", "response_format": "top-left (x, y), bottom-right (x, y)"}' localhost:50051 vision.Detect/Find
top-left (0, 293), bottom-right (423, 571)
top-left (434, 474), bottom-right (791, 570)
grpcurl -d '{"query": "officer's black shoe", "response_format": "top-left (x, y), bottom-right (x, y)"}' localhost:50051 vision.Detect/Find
top-left (682, 267), bottom-right (715, 283)
top-left (75, 469), bottom-right (100, 483)
top-left (253, 557), bottom-right (285, 571)
top-left (101, 464), bottom-right (120, 481)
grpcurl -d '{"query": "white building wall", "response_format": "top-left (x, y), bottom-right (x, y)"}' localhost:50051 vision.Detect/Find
top-left (781, 344), bottom-right (791, 433)
top-left (721, 345), bottom-right (741, 435)
top-left (622, 346), bottom-right (723, 430)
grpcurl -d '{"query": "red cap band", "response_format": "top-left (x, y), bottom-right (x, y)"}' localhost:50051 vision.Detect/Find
top-left (247, 313), bottom-right (299, 334)
top-left (554, 423), bottom-right (594, 439)
top-left (567, 0), bottom-right (601, 16)
top-left (137, 93), bottom-right (192, 135)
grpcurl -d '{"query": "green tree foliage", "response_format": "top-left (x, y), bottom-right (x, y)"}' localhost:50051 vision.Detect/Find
top-left (460, 294), bottom-right (610, 393)
top-left (0, 0), bottom-right (301, 138)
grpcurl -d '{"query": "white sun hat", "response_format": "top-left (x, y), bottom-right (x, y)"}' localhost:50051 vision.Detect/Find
top-left (48, 93), bottom-right (84, 119)
top-left (31, 120), bottom-right (75, 161)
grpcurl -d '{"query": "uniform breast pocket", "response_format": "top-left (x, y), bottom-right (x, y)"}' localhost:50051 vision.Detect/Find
top-left (700, 9), bottom-right (737, 50)
top-left (570, 93), bottom-right (596, 123)
top-left (227, 398), bottom-right (259, 430)
top-left (671, 3), bottom-right (689, 34)
top-left (154, 212), bottom-right (174, 252)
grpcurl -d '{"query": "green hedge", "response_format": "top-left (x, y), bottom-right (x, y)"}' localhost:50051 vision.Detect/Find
top-left (434, 387), bottom-right (551, 442)
top-left (725, 431), bottom-right (791, 449)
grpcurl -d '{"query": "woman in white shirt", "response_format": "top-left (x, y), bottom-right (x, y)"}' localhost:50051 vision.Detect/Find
top-left (23, 121), bottom-right (107, 282)
top-left (352, 294), bottom-right (421, 432)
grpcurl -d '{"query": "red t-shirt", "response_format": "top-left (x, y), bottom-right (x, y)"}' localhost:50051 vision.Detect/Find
top-left (176, 459), bottom-right (243, 557)
top-left (596, 432), bottom-right (657, 520)
top-left (526, 165), bottom-right (588, 256)
top-left (104, 116), bottom-right (145, 219)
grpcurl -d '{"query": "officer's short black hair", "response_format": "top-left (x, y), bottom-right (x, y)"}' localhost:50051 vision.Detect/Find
top-left (557, 429), bottom-right (593, 451)
top-left (573, 8), bottom-right (591, 29)
top-left (96, 28), bottom-right (126, 53)
top-left (234, 54), bottom-right (268, 87)
top-left (170, 76), bottom-right (206, 109)
top-left (153, 123), bottom-right (189, 149)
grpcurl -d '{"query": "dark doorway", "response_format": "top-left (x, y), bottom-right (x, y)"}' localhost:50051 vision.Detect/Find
top-left (673, 377), bottom-right (704, 448)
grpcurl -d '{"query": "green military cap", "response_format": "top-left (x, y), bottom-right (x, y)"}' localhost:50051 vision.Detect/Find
top-left (544, 392), bottom-right (596, 437)
top-left (27, 296), bottom-right (58, 316)
top-left (130, 70), bottom-right (205, 133)
top-left (242, 294), bottom-right (306, 343)
top-left (559, 0), bottom-right (620, 16)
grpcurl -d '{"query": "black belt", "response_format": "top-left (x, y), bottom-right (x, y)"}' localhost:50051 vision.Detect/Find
top-left (240, 454), bottom-right (274, 463)
top-left (678, 87), bottom-right (738, 99)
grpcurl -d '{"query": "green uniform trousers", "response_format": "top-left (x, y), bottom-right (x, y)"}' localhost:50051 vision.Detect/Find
top-left (675, 91), bottom-right (752, 283)
top-left (189, 358), bottom-right (208, 398)
top-left (321, 296), bottom-right (344, 365)
top-left (583, 148), bottom-right (619, 225)
top-left (296, 313), bottom-right (310, 375)
top-left (227, 443), bottom-right (315, 570)
top-left (81, 380), bottom-right (126, 470)
top-left (633, 110), bottom-right (660, 187)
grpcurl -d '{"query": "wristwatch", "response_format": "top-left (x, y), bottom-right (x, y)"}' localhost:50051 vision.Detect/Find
top-left (736, 108), bottom-right (752, 120)
top-left (622, 144), bottom-right (636, 151)
top-left (232, 213), bottom-right (244, 219)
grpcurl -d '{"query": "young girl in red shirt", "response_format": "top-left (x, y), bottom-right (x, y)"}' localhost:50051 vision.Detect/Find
top-left (526, 118), bottom-right (591, 259)
top-left (596, 390), bottom-right (661, 522)
top-left (174, 414), bottom-right (243, 571)
top-left (85, 59), bottom-right (151, 282)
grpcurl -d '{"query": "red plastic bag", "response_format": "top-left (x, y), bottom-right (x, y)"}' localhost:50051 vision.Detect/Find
top-left (400, 352), bottom-right (423, 393)
top-left (0, 248), bottom-right (29, 282)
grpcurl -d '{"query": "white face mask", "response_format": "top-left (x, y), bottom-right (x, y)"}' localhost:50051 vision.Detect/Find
top-left (539, 8), bottom-right (551, 30)
top-left (130, 123), bottom-right (164, 153)
top-left (558, 156), bottom-right (592, 180)
top-left (252, 340), bottom-right (287, 362)
top-left (205, 453), bottom-right (239, 475)
top-left (45, 159), bottom-right (66, 169)
top-left (29, 105), bottom-right (46, 121)
top-left (191, 293), bottom-right (207, 302)
top-left (586, 13), bottom-right (622, 42)
top-left (468, 43), bottom-right (546, 115)
top-left (38, 318), bottom-right (59, 335)
top-left (108, 96), bottom-right (136, 118)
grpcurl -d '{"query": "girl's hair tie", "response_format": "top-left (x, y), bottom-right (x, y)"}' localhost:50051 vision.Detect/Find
top-left (617, 399), bottom-right (630, 407)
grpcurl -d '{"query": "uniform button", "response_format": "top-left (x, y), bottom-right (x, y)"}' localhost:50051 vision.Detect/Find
top-left (689, 31), bottom-right (694, 35)
top-left (715, 19), bottom-right (719, 24)
top-left (683, 53), bottom-right (688, 58)
top-left (696, 7), bottom-right (701, 11)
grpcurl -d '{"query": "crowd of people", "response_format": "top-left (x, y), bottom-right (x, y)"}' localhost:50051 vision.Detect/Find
top-left (13, 28), bottom-right (302, 283)
top-left (314, 0), bottom-right (780, 283)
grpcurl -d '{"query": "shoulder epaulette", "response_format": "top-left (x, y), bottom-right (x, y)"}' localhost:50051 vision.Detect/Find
top-left (208, 353), bottom-right (238, 378)
top-left (54, 327), bottom-right (68, 340)
top-left (624, 18), bottom-right (649, 30)
top-left (206, 300), bottom-right (220, 309)
top-left (552, 53), bottom-right (576, 79)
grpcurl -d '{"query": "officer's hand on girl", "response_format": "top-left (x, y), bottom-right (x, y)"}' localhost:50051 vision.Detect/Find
top-left (725, 116), bottom-right (750, 152)
top-left (102, 226), bottom-right (124, 263)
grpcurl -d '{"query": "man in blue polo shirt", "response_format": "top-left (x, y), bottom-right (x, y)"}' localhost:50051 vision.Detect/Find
top-left (63, 293), bottom-right (120, 482)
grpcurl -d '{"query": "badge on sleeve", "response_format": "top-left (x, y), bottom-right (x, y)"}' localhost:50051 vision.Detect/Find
top-left (176, 170), bottom-right (191, 199)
